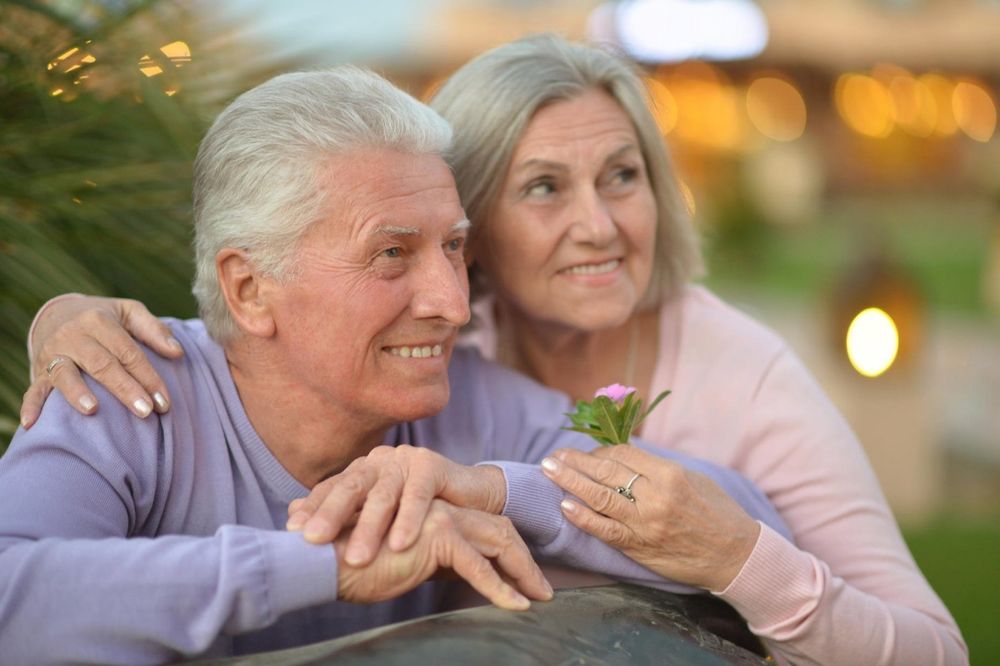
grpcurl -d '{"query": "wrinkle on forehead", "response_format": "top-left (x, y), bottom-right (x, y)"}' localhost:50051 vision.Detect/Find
top-left (512, 90), bottom-right (640, 167)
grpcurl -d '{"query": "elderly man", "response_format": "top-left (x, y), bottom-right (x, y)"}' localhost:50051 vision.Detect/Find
top-left (0, 68), bottom-right (785, 663)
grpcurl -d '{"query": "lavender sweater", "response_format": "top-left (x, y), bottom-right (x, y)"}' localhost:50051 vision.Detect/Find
top-left (0, 318), bottom-right (788, 664)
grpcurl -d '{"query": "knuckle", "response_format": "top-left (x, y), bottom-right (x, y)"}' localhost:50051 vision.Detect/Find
top-left (115, 344), bottom-right (146, 369)
top-left (591, 489), bottom-right (620, 515)
top-left (594, 458), bottom-right (618, 481)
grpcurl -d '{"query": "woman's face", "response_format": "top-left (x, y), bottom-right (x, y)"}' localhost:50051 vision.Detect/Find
top-left (476, 87), bottom-right (657, 332)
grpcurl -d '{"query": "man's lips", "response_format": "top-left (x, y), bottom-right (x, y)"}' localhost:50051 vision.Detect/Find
top-left (383, 343), bottom-right (445, 359)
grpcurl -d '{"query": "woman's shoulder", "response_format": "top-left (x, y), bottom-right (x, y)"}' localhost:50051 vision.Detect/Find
top-left (671, 284), bottom-right (788, 362)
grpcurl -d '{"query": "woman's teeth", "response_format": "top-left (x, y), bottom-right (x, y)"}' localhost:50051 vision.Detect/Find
top-left (563, 259), bottom-right (620, 276)
top-left (388, 345), bottom-right (443, 358)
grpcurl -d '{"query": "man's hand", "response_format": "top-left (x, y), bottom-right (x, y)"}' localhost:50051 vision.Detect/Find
top-left (22, 295), bottom-right (181, 428)
top-left (287, 445), bottom-right (507, 566)
top-left (336, 500), bottom-right (552, 610)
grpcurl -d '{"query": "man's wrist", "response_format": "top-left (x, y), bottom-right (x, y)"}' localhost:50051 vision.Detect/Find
top-left (473, 464), bottom-right (507, 514)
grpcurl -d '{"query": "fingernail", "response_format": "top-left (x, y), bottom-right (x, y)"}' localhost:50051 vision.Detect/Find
top-left (153, 392), bottom-right (169, 412)
top-left (20, 414), bottom-right (31, 429)
top-left (554, 450), bottom-right (569, 461)
top-left (166, 337), bottom-right (182, 352)
top-left (542, 577), bottom-right (554, 598)
top-left (303, 519), bottom-right (328, 542)
top-left (560, 499), bottom-right (577, 513)
top-left (133, 398), bottom-right (152, 417)
top-left (507, 586), bottom-right (530, 609)
top-left (541, 457), bottom-right (560, 473)
top-left (79, 395), bottom-right (97, 412)
top-left (286, 511), bottom-right (309, 531)
top-left (345, 544), bottom-right (368, 566)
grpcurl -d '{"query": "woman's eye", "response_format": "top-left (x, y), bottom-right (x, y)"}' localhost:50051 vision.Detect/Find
top-left (525, 181), bottom-right (555, 197)
top-left (610, 167), bottom-right (638, 185)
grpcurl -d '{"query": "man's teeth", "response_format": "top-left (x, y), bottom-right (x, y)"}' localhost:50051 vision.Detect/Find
top-left (563, 259), bottom-right (620, 275)
top-left (388, 345), bottom-right (443, 358)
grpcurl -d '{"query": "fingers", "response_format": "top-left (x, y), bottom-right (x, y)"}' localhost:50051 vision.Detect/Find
top-left (558, 498), bottom-right (633, 550)
top-left (84, 313), bottom-right (173, 415)
top-left (343, 469), bottom-right (405, 566)
top-left (451, 509), bottom-right (553, 603)
top-left (446, 535), bottom-right (531, 611)
top-left (387, 481), bottom-right (435, 552)
top-left (31, 359), bottom-right (98, 419)
top-left (296, 466), bottom-right (378, 545)
top-left (20, 379), bottom-right (55, 429)
top-left (66, 336), bottom-right (159, 418)
top-left (540, 452), bottom-right (639, 520)
top-left (119, 299), bottom-right (184, 359)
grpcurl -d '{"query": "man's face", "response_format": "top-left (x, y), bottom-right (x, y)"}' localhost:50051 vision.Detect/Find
top-left (266, 148), bottom-right (471, 428)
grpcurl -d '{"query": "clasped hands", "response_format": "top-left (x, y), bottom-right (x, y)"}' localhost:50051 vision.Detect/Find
top-left (286, 445), bottom-right (552, 610)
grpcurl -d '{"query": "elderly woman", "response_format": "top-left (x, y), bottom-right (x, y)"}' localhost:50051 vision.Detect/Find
top-left (21, 36), bottom-right (965, 664)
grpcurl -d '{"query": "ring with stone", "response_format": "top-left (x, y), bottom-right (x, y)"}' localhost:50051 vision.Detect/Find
top-left (615, 472), bottom-right (642, 503)
top-left (45, 356), bottom-right (69, 378)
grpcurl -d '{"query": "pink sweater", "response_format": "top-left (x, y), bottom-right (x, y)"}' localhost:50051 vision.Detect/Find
top-left (463, 285), bottom-right (967, 665)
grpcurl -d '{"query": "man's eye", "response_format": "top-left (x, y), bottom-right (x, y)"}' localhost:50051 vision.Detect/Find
top-left (446, 238), bottom-right (465, 252)
top-left (381, 247), bottom-right (402, 258)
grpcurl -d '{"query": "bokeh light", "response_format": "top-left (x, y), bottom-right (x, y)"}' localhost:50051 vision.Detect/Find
top-left (952, 80), bottom-right (997, 142)
top-left (846, 307), bottom-right (900, 378)
top-left (746, 76), bottom-right (807, 141)
top-left (835, 73), bottom-right (895, 139)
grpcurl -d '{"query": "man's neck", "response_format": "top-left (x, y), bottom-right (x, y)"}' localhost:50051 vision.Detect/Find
top-left (224, 339), bottom-right (388, 489)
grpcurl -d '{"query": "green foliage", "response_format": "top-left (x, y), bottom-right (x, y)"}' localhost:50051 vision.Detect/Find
top-left (0, 1), bottom-right (240, 450)
top-left (564, 389), bottom-right (671, 446)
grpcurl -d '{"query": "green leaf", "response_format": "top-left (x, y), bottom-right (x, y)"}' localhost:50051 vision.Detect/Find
top-left (635, 389), bottom-right (672, 430)
top-left (621, 395), bottom-right (643, 440)
top-left (592, 395), bottom-right (624, 444)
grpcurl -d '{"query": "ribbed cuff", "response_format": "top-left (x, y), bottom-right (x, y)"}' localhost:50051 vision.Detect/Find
top-left (260, 531), bottom-right (338, 618)
top-left (486, 460), bottom-right (565, 548)
top-left (714, 522), bottom-right (818, 632)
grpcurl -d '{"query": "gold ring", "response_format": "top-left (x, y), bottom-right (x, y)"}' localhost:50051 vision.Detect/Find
top-left (45, 356), bottom-right (69, 377)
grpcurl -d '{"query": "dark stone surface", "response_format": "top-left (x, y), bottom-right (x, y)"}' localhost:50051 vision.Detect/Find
top-left (200, 585), bottom-right (768, 665)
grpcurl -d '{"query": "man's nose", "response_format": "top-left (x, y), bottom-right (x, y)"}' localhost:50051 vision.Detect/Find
top-left (411, 251), bottom-right (471, 326)
top-left (568, 189), bottom-right (617, 247)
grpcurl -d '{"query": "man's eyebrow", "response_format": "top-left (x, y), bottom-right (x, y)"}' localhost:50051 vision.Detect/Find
top-left (451, 219), bottom-right (471, 232)
top-left (369, 225), bottom-right (421, 237)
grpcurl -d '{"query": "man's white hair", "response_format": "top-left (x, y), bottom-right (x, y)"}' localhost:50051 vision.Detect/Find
top-left (192, 67), bottom-right (453, 342)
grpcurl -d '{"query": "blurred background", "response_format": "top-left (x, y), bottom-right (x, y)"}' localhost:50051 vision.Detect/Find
top-left (1, 0), bottom-right (997, 659)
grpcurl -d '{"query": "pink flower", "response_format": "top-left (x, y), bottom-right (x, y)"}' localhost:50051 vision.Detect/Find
top-left (593, 383), bottom-right (636, 403)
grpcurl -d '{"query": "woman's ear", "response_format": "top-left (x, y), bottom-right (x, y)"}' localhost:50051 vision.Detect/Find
top-left (216, 248), bottom-right (277, 338)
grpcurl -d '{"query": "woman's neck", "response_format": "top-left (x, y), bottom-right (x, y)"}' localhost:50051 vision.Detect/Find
top-left (495, 302), bottom-right (659, 403)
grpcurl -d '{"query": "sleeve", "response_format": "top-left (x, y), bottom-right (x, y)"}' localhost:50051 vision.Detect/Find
top-left (714, 349), bottom-right (968, 665)
top-left (467, 356), bottom-right (791, 592)
top-left (0, 396), bottom-right (338, 665)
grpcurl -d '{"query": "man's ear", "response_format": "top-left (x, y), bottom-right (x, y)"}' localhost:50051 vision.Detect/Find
top-left (216, 248), bottom-right (276, 338)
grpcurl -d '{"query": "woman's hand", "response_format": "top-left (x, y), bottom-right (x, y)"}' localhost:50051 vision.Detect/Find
top-left (22, 295), bottom-right (181, 428)
top-left (540, 445), bottom-right (760, 593)
top-left (336, 499), bottom-right (552, 610)
top-left (287, 445), bottom-right (508, 566)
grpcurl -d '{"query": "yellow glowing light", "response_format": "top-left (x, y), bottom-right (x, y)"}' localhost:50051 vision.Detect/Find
top-left (646, 77), bottom-right (679, 134)
top-left (887, 75), bottom-right (937, 138)
top-left (81, 54), bottom-right (96, 64)
top-left (667, 63), bottom-right (745, 150)
top-left (139, 61), bottom-right (164, 77)
top-left (746, 76), bottom-right (807, 141)
top-left (919, 74), bottom-right (958, 137)
top-left (164, 88), bottom-right (179, 97)
top-left (834, 74), bottom-right (895, 138)
top-left (159, 41), bottom-right (191, 66)
top-left (846, 308), bottom-right (899, 378)
top-left (56, 47), bottom-right (79, 62)
top-left (50, 88), bottom-right (64, 97)
top-left (952, 81), bottom-right (997, 143)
